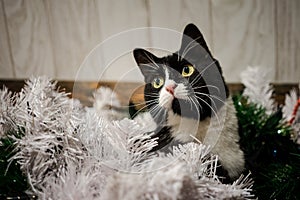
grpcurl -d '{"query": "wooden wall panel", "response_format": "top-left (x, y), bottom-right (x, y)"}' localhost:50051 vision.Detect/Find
top-left (148, 0), bottom-right (212, 52)
top-left (0, 0), bottom-right (14, 79)
top-left (0, 0), bottom-right (298, 83)
top-left (3, 0), bottom-right (55, 78)
top-left (95, 0), bottom-right (149, 40)
top-left (211, 0), bottom-right (276, 82)
top-left (45, 0), bottom-right (102, 80)
top-left (93, 0), bottom-right (150, 82)
top-left (275, 0), bottom-right (300, 82)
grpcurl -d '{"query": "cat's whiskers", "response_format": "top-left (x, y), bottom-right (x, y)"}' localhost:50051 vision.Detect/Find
top-left (209, 94), bottom-right (227, 105)
top-left (121, 98), bottom-right (157, 108)
top-left (199, 60), bottom-right (217, 75)
top-left (174, 87), bottom-right (189, 98)
top-left (118, 103), bottom-right (149, 111)
top-left (189, 60), bottom-right (217, 87)
top-left (148, 104), bottom-right (159, 115)
top-left (159, 95), bottom-right (172, 108)
top-left (145, 92), bottom-right (160, 95)
top-left (132, 100), bottom-right (157, 118)
top-left (135, 99), bottom-right (158, 107)
top-left (192, 85), bottom-right (220, 94)
top-left (194, 92), bottom-right (227, 127)
top-left (188, 96), bottom-right (201, 118)
top-left (190, 68), bottom-right (209, 86)
top-left (132, 106), bottom-right (156, 118)
top-left (144, 94), bottom-right (159, 98)
top-left (186, 96), bottom-right (193, 110)
top-left (189, 71), bottom-right (203, 86)
top-left (174, 92), bottom-right (189, 100)
top-left (195, 95), bottom-right (221, 126)
top-left (149, 104), bottom-right (165, 122)
top-left (190, 74), bottom-right (202, 87)
top-left (193, 91), bottom-right (219, 111)
top-left (194, 91), bottom-right (226, 105)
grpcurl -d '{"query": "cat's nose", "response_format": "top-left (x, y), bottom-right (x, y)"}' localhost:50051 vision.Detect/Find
top-left (166, 84), bottom-right (177, 95)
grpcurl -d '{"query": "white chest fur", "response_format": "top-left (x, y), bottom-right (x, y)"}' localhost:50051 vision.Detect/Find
top-left (167, 97), bottom-right (245, 179)
top-left (167, 111), bottom-right (210, 142)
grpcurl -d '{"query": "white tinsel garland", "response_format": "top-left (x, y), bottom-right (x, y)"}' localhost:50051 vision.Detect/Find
top-left (241, 66), bottom-right (275, 114)
top-left (78, 109), bottom-right (158, 173)
top-left (8, 77), bottom-right (85, 195)
top-left (0, 77), bottom-right (253, 199)
top-left (93, 87), bottom-right (128, 121)
top-left (40, 158), bottom-right (106, 200)
top-left (0, 87), bottom-right (17, 137)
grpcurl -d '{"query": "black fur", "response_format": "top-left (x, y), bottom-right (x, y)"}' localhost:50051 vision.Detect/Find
top-left (133, 23), bottom-right (229, 151)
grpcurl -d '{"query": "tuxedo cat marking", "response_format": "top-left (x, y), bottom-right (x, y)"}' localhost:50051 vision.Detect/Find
top-left (133, 24), bottom-right (244, 180)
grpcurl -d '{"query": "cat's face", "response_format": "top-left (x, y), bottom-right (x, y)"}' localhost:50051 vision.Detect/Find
top-left (134, 24), bottom-right (228, 123)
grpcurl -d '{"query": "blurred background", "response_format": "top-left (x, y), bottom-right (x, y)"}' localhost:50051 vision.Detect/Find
top-left (0, 0), bottom-right (299, 83)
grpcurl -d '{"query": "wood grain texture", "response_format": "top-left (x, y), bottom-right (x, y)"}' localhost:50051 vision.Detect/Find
top-left (45, 0), bottom-right (102, 80)
top-left (94, 0), bottom-right (149, 82)
top-left (211, 0), bottom-right (275, 82)
top-left (275, 0), bottom-right (300, 82)
top-left (148, 0), bottom-right (212, 52)
top-left (0, 0), bottom-right (299, 83)
top-left (95, 0), bottom-right (149, 40)
top-left (3, 0), bottom-right (55, 78)
top-left (0, 0), bottom-right (14, 78)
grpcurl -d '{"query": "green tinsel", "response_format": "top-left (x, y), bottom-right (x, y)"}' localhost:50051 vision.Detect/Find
top-left (0, 127), bottom-right (31, 199)
top-left (233, 96), bottom-right (300, 200)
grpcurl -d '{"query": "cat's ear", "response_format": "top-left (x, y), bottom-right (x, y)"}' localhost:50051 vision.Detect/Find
top-left (133, 48), bottom-right (158, 65)
top-left (133, 48), bottom-right (159, 76)
top-left (180, 23), bottom-right (212, 56)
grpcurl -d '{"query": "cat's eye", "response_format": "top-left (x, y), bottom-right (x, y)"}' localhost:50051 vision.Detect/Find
top-left (152, 77), bottom-right (164, 89)
top-left (182, 65), bottom-right (195, 77)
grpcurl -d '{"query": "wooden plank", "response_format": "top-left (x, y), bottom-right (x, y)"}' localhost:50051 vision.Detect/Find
top-left (211, 0), bottom-right (275, 82)
top-left (3, 0), bottom-right (55, 78)
top-left (1, 0), bottom-right (298, 84)
top-left (95, 0), bottom-right (149, 40)
top-left (275, 0), bottom-right (300, 82)
top-left (148, 0), bottom-right (212, 52)
top-left (94, 0), bottom-right (149, 82)
top-left (45, 0), bottom-right (102, 80)
top-left (0, 0), bottom-right (14, 78)
top-left (45, 0), bottom-right (149, 81)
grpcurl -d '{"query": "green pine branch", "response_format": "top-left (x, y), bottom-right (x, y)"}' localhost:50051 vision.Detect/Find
top-left (0, 127), bottom-right (31, 199)
top-left (233, 95), bottom-right (300, 200)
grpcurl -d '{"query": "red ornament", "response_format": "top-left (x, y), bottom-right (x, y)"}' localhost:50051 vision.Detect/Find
top-left (289, 98), bottom-right (300, 124)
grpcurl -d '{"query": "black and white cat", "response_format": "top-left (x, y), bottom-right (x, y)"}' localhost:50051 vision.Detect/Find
top-left (133, 24), bottom-right (244, 180)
